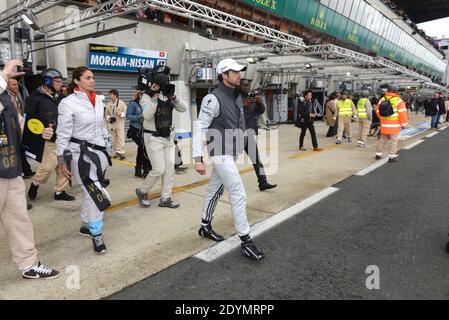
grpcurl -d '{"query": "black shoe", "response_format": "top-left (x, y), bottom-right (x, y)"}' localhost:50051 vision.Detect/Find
top-left (28, 183), bottom-right (39, 200)
top-left (388, 157), bottom-right (398, 163)
top-left (92, 234), bottom-right (107, 254)
top-left (446, 241), bottom-right (449, 254)
top-left (198, 224), bottom-right (224, 242)
top-left (159, 197), bottom-right (180, 209)
top-left (22, 261), bottom-right (60, 280)
top-left (259, 182), bottom-right (277, 191)
top-left (27, 202), bottom-right (32, 210)
top-left (23, 171), bottom-right (36, 179)
top-left (175, 166), bottom-right (188, 174)
top-left (80, 226), bottom-right (92, 238)
top-left (241, 240), bottom-right (265, 261)
top-left (119, 155), bottom-right (126, 161)
top-left (375, 155), bottom-right (382, 160)
top-left (54, 191), bottom-right (76, 201)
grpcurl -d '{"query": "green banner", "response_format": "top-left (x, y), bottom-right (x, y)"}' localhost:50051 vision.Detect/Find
top-left (240, 0), bottom-right (285, 15)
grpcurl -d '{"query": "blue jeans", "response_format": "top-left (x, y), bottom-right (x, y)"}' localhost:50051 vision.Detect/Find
top-left (431, 115), bottom-right (441, 128)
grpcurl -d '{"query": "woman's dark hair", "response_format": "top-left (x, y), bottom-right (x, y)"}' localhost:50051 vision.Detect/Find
top-left (108, 89), bottom-right (119, 97)
top-left (67, 66), bottom-right (92, 95)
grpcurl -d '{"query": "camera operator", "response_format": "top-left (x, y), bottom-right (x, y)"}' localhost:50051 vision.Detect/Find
top-left (0, 59), bottom-right (59, 279)
top-left (26, 68), bottom-right (75, 202)
top-left (135, 65), bottom-right (186, 209)
top-left (239, 79), bottom-right (276, 191)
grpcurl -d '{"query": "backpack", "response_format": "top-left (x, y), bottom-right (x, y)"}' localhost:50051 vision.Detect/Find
top-left (379, 96), bottom-right (394, 117)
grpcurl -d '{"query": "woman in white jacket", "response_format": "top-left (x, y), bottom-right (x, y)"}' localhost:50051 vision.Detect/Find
top-left (56, 66), bottom-right (111, 254)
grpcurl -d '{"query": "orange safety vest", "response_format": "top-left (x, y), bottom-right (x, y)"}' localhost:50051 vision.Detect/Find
top-left (375, 93), bottom-right (408, 135)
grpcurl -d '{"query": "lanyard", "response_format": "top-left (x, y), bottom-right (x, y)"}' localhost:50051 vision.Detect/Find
top-left (0, 112), bottom-right (5, 135)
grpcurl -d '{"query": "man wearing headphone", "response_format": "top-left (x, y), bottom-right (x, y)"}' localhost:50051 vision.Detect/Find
top-left (26, 69), bottom-right (75, 202)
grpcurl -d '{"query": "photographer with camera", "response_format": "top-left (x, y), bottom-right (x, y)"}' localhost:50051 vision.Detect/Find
top-left (239, 79), bottom-right (276, 191)
top-left (0, 59), bottom-right (60, 279)
top-left (135, 65), bottom-right (186, 209)
top-left (105, 89), bottom-right (127, 160)
top-left (26, 68), bottom-right (75, 202)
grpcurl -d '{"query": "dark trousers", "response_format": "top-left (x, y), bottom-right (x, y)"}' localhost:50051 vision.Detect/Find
top-left (299, 123), bottom-right (318, 148)
top-left (174, 140), bottom-right (183, 168)
top-left (20, 147), bottom-right (32, 174)
top-left (129, 126), bottom-right (151, 171)
top-left (326, 125), bottom-right (337, 137)
top-left (244, 135), bottom-right (267, 184)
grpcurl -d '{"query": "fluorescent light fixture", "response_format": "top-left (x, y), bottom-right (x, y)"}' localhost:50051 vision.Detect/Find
top-left (20, 14), bottom-right (34, 26)
top-left (247, 57), bottom-right (256, 64)
top-left (20, 11), bottom-right (40, 32)
top-left (304, 63), bottom-right (312, 69)
top-left (346, 72), bottom-right (351, 76)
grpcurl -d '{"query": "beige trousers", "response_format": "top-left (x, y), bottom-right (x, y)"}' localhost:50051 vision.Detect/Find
top-left (32, 141), bottom-right (69, 192)
top-left (337, 116), bottom-right (352, 139)
top-left (376, 134), bottom-right (399, 157)
top-left (0, 177), bottom-right (38, 269)
top-left (140, 134), bottom-right (175, 200)
top-left (358, 120), bottom-right (371, 143)
top-left (110, 121), bottom-right (125, 155)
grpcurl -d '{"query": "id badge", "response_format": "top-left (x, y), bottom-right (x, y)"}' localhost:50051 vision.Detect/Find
top-left (0, 134), bottom-right (8, 147)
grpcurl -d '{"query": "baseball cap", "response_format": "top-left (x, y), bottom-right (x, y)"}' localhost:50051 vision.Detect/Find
top-left (216, 58), bottom-right (247, 75)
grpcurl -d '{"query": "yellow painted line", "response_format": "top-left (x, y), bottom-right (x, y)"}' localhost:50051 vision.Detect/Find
top-left (112, 159), bottom-right (136, 167)
top-left (107, 141), bottom-right (340, 213)
top-left (106, 166), bottom-right (255, 213)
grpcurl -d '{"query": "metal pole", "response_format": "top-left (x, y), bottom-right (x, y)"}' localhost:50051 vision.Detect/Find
top-left (44, 33), bottom-right (49, 67)
top-left (29, 28), bottom-right (37, 74)
top-left (9, 25), bottom-right (15, 59)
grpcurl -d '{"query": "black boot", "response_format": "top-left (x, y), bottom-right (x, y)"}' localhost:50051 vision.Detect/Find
top-left (28, 183), bottom-right (39, 200)
top-left (259, 181), bottom-right (277, 191)
top-left (134, 166), bottom-right (144, 178)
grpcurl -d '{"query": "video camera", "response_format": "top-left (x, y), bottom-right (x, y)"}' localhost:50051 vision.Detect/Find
top-left (137, 64), bottom-right (175, 98)
top-left (17, 60), bottom-right (33, 76)
top-left (248, 88), bottom-right (262, 98)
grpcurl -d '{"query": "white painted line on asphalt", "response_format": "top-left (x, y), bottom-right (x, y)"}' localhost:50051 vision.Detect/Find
top-left (195, 187), bottom-right (339, 263)
top-left (425, 132), bottom-right (439, 138)
top-left (355, 158), bottom-right (389, 176)
top-left (403, 139), bottom-right (424, 150)
top-left (439, 126), bottom-right (448, 131)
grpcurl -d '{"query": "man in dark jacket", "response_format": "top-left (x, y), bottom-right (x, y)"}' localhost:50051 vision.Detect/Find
top-left (430, 92), bottom-right (445, 129)
top-left (25, 69), bottom-right (75, 201)
top-left (296, 90), bottom-right (323, 151)
top-left (239, 79), bottom-right (276, 191)
top-left (0, 60), bottom-right (59, 279)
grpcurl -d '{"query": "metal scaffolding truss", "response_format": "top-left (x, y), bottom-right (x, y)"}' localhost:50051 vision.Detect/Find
top-left (258, 58), bottom-right (374, 72)
top-left (188, 42), bottom-right (433, 82)
top-left (375, 56), bottom-right (431, 82)
top-left (40, 0), bottom-right (306, 48)
top-left (0, 0), bottom-right (63, 29)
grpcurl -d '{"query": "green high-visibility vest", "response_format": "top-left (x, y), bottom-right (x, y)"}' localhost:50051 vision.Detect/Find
top-left (337, 99), bottom-right (353, 117)
top-left (357, 98), bottom-right (369, 119)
